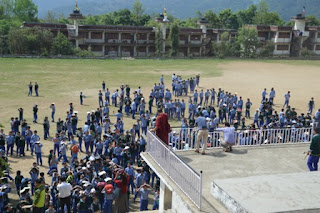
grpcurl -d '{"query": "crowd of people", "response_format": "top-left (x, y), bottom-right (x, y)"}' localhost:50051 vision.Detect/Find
top-left (0, 73), bottom-right (319, 213)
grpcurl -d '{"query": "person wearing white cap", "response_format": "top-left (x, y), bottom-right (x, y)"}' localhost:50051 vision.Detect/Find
top-left (50, 103), bottom-right (55, 122)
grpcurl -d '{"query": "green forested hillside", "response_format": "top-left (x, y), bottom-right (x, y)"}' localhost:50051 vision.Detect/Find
top-left (33, 0), bottom-right (320, 21)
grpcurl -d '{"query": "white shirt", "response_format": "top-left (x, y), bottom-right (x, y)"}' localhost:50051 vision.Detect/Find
top-left (57, 182), bottom-right (72, 198)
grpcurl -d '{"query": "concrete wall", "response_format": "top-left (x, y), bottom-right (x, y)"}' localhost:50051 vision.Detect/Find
top-left (211, 182), bottom-right (247, 213)
top-left (171, 191), bottom-right (195, 213)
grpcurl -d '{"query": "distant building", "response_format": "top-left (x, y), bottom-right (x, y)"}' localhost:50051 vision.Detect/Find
top-left (22, 6), bottom-right (320, 57)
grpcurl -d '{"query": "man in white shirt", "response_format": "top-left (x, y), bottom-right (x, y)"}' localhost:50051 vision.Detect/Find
top-left (216, 122), bottom-right (235, 152)
top-left (57, 176), bottom-right (72, 213)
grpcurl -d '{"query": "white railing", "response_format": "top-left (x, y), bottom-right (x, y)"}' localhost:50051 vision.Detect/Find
top-left (169, 127), bottom-right (313, 150)
top-left (146, 131), bottom-right (202, 209)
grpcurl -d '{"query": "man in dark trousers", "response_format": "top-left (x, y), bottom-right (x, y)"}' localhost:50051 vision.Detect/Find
top-left (307, 127), bottom-right (320, 171)
top-left (57, 176), bottom-right (72, 213)
top-left (35, 82), bottom-right (39, 96)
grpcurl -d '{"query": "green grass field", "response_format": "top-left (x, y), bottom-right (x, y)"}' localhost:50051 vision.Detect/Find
top-left (1, 57), bottom-right (320, 209)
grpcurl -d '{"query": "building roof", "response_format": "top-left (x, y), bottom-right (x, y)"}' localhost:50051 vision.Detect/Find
top-left (247, 25), bottom-right (293, 32)
top-left (307, 26), bottom-right (320, 31)
top-left (22, 22), bottom-right (67, 30)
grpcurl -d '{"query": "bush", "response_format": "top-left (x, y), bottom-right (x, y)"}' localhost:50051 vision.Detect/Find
top-left (51, 32), bottom-right (74, 55)
top-left (74, 48), bottom-right (94, 57)
top-left (259, 41), bottom-right (275, 57)
top-left (301, 48), bottom-right (313, 58)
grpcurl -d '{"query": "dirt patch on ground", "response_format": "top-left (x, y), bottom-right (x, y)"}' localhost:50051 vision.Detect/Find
top-left (200, 61), bottom-right (320, 113)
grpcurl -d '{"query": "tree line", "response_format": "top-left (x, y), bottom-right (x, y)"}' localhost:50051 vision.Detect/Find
top-left (0, 0), bottom-right (319, 56)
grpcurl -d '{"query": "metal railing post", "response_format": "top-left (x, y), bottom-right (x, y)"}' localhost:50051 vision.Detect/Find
top-left (199, 170), bottom-right (203, 210)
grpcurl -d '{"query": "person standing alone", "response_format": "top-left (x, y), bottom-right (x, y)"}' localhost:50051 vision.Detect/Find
top-left (35, 82), bottom-right (39, 97)
top-left (307, 127), bottom-right (320, 171)
top-left (28, 82), bottom-right (33, 96)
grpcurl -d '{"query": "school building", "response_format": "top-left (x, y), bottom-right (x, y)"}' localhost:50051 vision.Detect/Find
top-left (22, 7), bottom-right (320, 57)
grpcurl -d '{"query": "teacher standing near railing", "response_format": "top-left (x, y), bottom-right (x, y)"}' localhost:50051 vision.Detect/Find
top-left (150, 108), bottom-right (171, 145)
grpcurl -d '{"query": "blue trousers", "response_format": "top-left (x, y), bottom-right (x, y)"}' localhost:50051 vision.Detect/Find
top-left (36, 153), bottom-right (42, 165)
top-left (307, 155), bottom-right (320, 171)
top-left (51, 112), bottom-right (55, 122)
top-left (103, 200), bottom-right (113, 213)
top-left (54, 144), bottom-right (60, 156)
top-left (19, 146), bottom-right (25, 156)
top-left (33, 113), bottom-right (37, 122)
top-left (7, 144), bottom-right (13, 155)
top-left (152, 201), bottom-right (159, 210)
top-left (78, 137), bottom-right (83, 151)
top-left (140, 199), bottom-right (148, 211)
top-left (26, 137), bottom-right (31, 150)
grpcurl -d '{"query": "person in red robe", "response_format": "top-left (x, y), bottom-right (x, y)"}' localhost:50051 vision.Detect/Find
top-left (151, 109), bottom-right (171, 145)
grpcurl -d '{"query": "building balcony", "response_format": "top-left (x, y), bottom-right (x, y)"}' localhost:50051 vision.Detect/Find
top-left (106, 39), bottom-right (121, 44)
top-left (272, 38), bottom-right (291, 43)
top-left (293, 30), bottom-right (310, 38)
top-left (311, 38), bottom-right (320, 43)
top-left (85, 39), bottom-right (104, 44)
top-left (273, 50), bottom-right (290, 55)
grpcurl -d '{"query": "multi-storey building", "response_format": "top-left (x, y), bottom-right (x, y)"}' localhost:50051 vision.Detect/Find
top-left (22, 6), bottom-right (320, 57)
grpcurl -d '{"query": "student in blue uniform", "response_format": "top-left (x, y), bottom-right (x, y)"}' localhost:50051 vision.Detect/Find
top-left (98, 90), bottom-right (103, 107)
top-left (34, 141), bottom-right (43, 166)
top-left (283, 91), bottom-right (291, 108)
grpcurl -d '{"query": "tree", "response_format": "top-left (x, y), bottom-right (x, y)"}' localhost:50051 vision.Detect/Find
top-left (306, 15), bottom-right (320, 27)
top-left (8, 28), bottom-right (27, 54)
top-left (212, 32), bottom-right (239, 58)
top-left (0, 0), bottom-right (14, 18)
top-left (43, 10), bottom-right (57, 23)
top-left (51, 32), bottom-right (74, 55)
top-left (237, 26), bottom-right (258, 57)
top-left (253, 1), bottom-right (284, 25)
top-left (169, 22), bottom-right (180, 56)
top-left (113, 9), bottom-right (132, 25)
top-left (237, 4), bottom-right (257, 27)
top-left (203, 10), bottom-right (220, 28)
top-left (219, 9), bottom-right (239, 29)
top-left (131, 0), bottom-right (150, 26)
top-left (13, 0), bottom-right (38, 22)
top-left (155, 25), bottom-right (163, 56)
top-left (8, 27), bottom-right (53, 54)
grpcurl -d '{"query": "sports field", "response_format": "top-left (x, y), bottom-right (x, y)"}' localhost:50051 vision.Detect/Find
top-left (1, 58), bottom-right (320, 207)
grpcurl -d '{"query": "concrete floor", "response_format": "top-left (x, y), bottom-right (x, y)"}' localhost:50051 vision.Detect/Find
top-left (176, 144), bottom-right (311, 212)
top-left (213, 172), bottom-right (320, 213)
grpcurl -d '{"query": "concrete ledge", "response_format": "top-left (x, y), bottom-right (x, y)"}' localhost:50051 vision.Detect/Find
top-left (211, 172), bottom-right (320, 213)
top-left (211, 182), bottom-right (247, 213)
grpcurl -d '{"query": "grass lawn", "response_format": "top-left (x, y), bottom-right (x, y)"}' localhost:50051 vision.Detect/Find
top-left (1, 57), bottom-right (320, 209)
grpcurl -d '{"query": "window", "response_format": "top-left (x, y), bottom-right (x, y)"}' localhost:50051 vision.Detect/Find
top-left (91, 45), bottom-right (102, 51)
top-left (277, 45), bottom-right (289, 51)
top-left (316, 45), bottom-right (320, 51)
top-left (91, 32), bottom-right (102, 39)
top-left (190, 47), bottom-right (200, 52)
top-left (278, 32), bottom-right (290, 38)
top-left (191, 35), bottom-right (200, 40)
